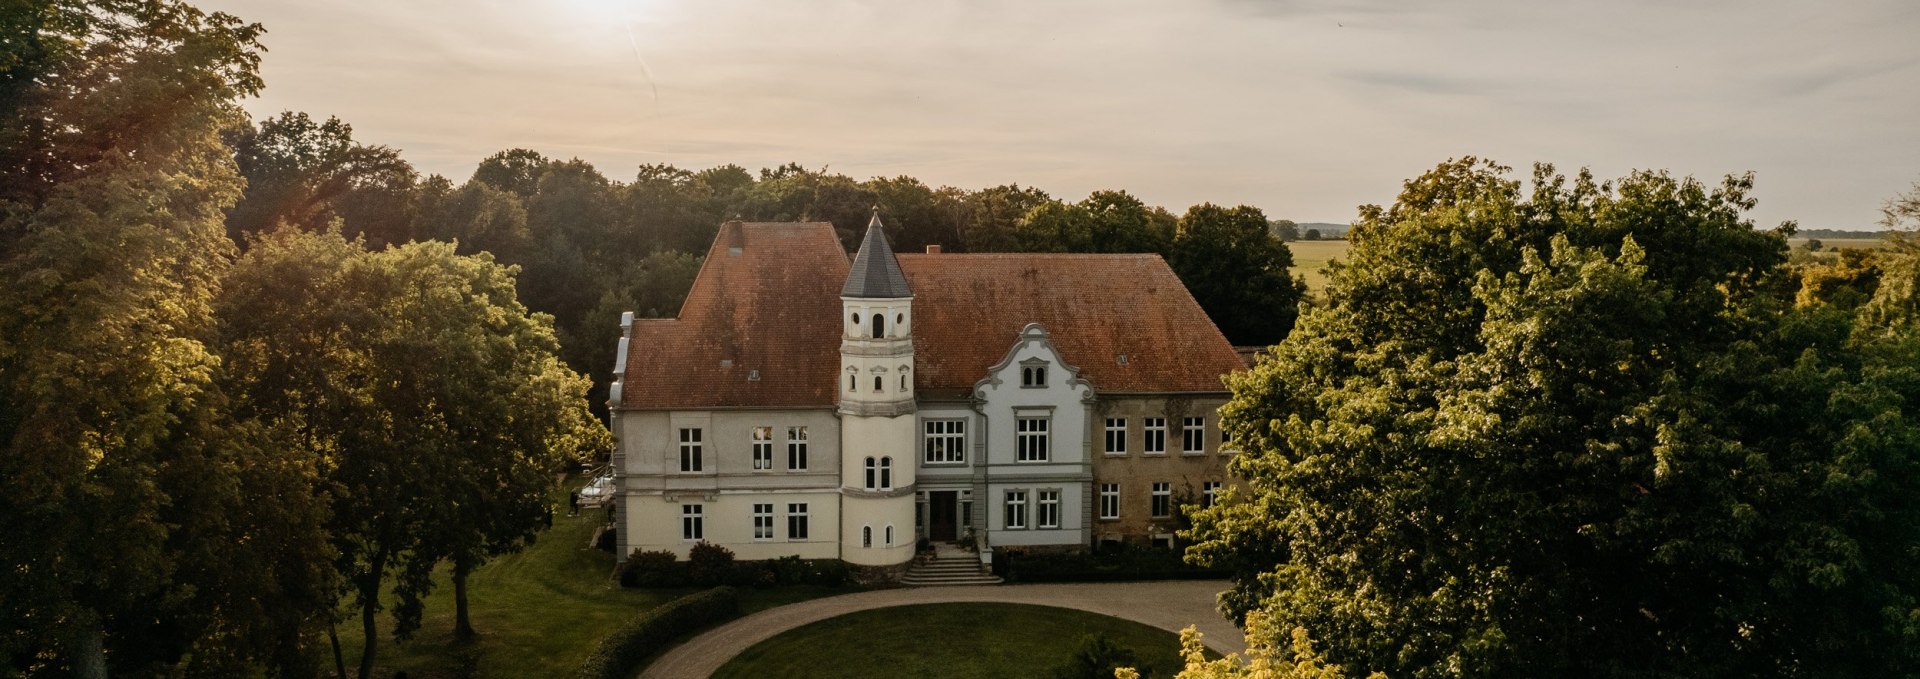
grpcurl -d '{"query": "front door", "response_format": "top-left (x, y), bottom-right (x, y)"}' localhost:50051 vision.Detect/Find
top-left (929, 491), bottom-right (957, 541)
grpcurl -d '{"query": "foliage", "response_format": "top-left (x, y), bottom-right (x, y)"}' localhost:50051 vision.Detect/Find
top-left (616, 550), bottom-right (683, 588)
top-left (574, 586), bottom-right (742, 679)
top-left (1117, 613), bottom-right (1382, 679)
top-left (1188, 157), bottom-right (1920, 676)
top-left (686, 541), bottom-right (739, 587)
top-left (1051, 633), bottom-right (1140, 679)
top-left (1169, 203), bottom-right (1307, 345)
top-left (226, 111), bottom-right (418, 246)
top-left (0, 2), bottom-right (337, 675)
top-left (616, 550), bottom-right (853, 589)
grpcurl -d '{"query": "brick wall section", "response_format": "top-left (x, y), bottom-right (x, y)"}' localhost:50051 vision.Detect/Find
top-left (1090, 395), bottom-right (1236, 545)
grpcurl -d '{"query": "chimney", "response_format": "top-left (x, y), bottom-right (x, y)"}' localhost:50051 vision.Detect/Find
top-left (926, 245), bottom-right (942, 254)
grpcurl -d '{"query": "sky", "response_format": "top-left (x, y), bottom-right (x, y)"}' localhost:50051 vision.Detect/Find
top-left (199, 0), bottom-right (1920, 229)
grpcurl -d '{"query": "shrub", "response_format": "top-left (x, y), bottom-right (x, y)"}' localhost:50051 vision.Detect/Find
top-left (575, 586), bottom-right (742, 679)
top-left (615, 549), bottom-right (680, 588)
top-left (727, 560), bottom-right (776, 588)
top-left (998, 544), bottom-right (1225, 583)
top-left (686, 541), bottom-right (736, 587)
top-left (1051, 632), bottom-right (1140, 679)
top-left (807, 558), bottom-right (852, 587)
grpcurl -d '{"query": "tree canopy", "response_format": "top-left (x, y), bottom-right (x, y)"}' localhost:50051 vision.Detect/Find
top-left (1189, 159), bottom-right (1920, 676)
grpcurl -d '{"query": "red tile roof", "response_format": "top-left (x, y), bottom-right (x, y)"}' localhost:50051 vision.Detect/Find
top-left (899, 254), bottom-right (1242, 398)
top-left (617, 224), bottom-right (1243, 410)
top-left (618, 222), bottom-right (847, 410)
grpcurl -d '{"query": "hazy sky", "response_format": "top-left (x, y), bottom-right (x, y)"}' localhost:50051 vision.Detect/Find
top-left (200, 0), bottom-right (1919, 229)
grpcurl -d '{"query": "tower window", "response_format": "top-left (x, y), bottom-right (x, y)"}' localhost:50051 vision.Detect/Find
top-left (864, 457), bottom-right (877, 490)
top-left (874, 375), bottom-right (883, 392)
top-left (863, 525), bottom-right (872, 548)
top-left (901, 375), bottom-right (909, 391)
top-left (872, 313), bottom-right (886, 338)
top-left (880, 456), bottom-right (893, 489)
top-left (851, 312), bottom-right (861, 324)
top-left (849, 375), bottom-right (856, 392)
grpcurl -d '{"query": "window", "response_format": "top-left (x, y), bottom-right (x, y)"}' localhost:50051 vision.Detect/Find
top-left (1104, 418), bottom-right (1127, 455)
top-left (752, 503), bottom-right (773, 540)
top-left (874, 375), bottom-right (883, 392)
top-left (1151, 482), bottom-right (1172, 518)
top-left (787, 426), bottom-right (809, 470)
top-left (678, 428), bottom-right (703, 472)
top-left (925, 419), bottom-right (966, 464)
top-left (885, 525), bottom-right (895, 546)
top-left (1100, 483), bottom-right (1120, 519)
top-left (901, 374), bottom-right (909, 391)
top-left (787, 503), bottom-right (809, 540)
top-left (1038, 490), bottom-right (1060, 529)
top-left (1143, 418), bottom-right (1166, 455)
top-left (681, 504), bottom-right (703, 540)
top-left (848, 374), bottom-right (856, 392)
top-left (1021, 365), bottom-right (1048, 387)
top-left (862, 525), bottom-right (873, 548)
top-left (864, 457), bottom-right (878, 490)
top-left (1016, 417), bottom-right (1050, 462)
top-left (751, 426), bottom-right (773, 470)
top-left (880, 457), bottom-right (893, 490)
top-left (1203, 481), bottom-right (1222, 508)
top-left (872, 314), bottom-right (885, 338)
top-left (1004, 490), bottom-right (1028, 529)
top-left (1183, 417), bottom-right (1206, 454)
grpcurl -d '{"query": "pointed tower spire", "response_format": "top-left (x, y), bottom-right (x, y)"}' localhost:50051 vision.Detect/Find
top-left (842, 208), bottom-right (912, 298)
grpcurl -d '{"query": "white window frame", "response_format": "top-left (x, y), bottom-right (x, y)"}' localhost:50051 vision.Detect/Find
top-left (787, 426), bottom-right (809, 471)
top-left (751, 426), bottom-right (774, 470)
top-left (924, 419), bottom-right (967, 464)
top-left (678, 428), bottom-right (704, 472)
top-left (752, 503), bottom-right (774, 540)
top-left (885, 525), bottom-right (895, 546)
top-left (1038, 489), bottom-right (1060, 529)
top-left (1143, 418), bottom-right (1166, 455)
top-left (1104, 418), bottom-right (1127, 455)
top-left (864, 457), bottom-right (878, 490)
top-left (880, 456), bottom-right (893, 490)
top-left (1021, 364), bottom-right (1048, 388)
top-left (1203, 481), bottom-right (1222, 509)
top-left (1151, 482), bottom-right (1172, 518)
top-left (1004, 490), bottom-right (1028, 530)
top-left (1099, 483), bottom-right (1120, 519)
top-left (787, 503), bottom-right (809, 540)
top-left (1183, 417), bottom-right (1206, 455)
top-left (681, 504), bottom-right (703, 541)
top-left (1016, 417), bottom-right (1050, 462)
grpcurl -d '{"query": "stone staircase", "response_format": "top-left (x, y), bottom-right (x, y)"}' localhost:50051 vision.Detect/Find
top-left (901, 543), bottom-right (1002, 586)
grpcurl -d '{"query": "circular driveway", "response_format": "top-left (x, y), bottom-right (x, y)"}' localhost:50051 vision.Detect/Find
top-left (639, 580), bottom-right (1243, 679)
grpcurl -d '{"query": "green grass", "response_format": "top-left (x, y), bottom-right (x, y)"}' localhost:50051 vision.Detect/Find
top-left (711, 603), bottom-right (1193, 679)
top-left (332, 487), bottom-right (848, 678)
top-left (1287, 239), bottom-right (1350, 296)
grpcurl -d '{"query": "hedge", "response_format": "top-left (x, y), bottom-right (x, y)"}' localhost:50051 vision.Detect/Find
top-left (994, 545), bottom-right (1227, 583)
top-left (615, 544), bottom-right (852, 589)
top-left (575, 586), bottom-right (742, 679)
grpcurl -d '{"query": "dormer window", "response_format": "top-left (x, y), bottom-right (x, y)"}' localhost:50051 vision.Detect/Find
top-left (1021, 365), bottom-right (1048, 388)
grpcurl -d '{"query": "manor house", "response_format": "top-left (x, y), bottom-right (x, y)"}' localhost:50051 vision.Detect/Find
top-left (608, 216), bottom-right (1244, 571)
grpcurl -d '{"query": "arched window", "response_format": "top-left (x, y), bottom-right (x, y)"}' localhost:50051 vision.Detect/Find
top-left (885, 525), bottom-right (894, 547)
top-left (900, 374), bottom-right (908, 391)
top-left (872, 313), bottom-right (885, 338)
top-left (862, 525), bottom-right (872, 548)
top-left (864, 457), bottom-right (877, 490)
top-left (848, 374), bottom-right (856, 392)
top-left (874, 375), bottom-right (883, 392)
top-left (880, 456), bottom-right (893, 489)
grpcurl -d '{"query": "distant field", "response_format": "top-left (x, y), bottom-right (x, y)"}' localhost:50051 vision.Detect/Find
top-left (1792, 237), bottom-right (1886, 250)
top-left (1288, 239), bottom-right (1350, 294)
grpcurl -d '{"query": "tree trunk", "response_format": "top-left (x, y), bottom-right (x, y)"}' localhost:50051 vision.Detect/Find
top-left (453, 557), bottom-right (475, 643)
top-left (328, 619), bottom-right (349, 679)
top-left (73, 626), bottom-right (106, 679)
top-left (356, 550), bottom-right (388, 679)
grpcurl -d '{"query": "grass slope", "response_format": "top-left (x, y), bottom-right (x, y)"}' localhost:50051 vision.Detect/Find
top-left (711, 602), bottom-right (1191, 679)
top-left (1287, 239), bottom-right (1349, 296)
top-left (334, 492), bottom-right (844, 678)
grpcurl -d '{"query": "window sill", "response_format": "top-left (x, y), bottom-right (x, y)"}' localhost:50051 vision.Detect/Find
top-left (1181, 451), bottom-right (1207, 456)
top-left (1102, 452), bottom-right (1128, 457)
top-left (924, 461), bottom-right (968, 467)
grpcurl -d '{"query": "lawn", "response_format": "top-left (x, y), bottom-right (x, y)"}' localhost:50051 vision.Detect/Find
top-left (332, 485), bottom-right (847, 678)
top-left (1287, 239), bottom-right (1349, 296)
top-left (711, 602), bottom-right (1192, 679)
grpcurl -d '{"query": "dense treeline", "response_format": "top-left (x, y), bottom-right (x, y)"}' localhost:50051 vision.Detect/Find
top-left (1, 3), bottom-right (605, 677)
top-left (218, 115), bottom-right (1308, 413)
top-left (1186, 163), bottom-right (1920, 677)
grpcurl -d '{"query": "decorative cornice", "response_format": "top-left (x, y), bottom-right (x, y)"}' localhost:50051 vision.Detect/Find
top-left (839, 400), bottom-right (917, 418)
top-left (841, 484), bottom-right (917, 499)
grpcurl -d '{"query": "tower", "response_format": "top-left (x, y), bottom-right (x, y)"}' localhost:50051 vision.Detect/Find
top-left (839, 211), bottom-right (917, 567)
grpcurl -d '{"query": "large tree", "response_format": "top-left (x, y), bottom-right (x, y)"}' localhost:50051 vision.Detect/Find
top-left (218, 230), bottom-right (607, 677)
top-left (1167, 203), bottom-right (1304, 346)
top-left (226, 111), bottom-right (419, 247)
top-left (0, 2), bottom-right (333, 675)
top-left (1189, 159), bottom-right (1920, 676)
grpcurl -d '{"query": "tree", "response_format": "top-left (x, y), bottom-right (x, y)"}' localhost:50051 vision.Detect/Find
top-left (0, 2), bottom-right (332, 675)
top-left (1117, 614), bottom-right (1382, 679)
top-left (1188, 158), bottom-right (1920, 676)
top-left (1167, 203), bottom-right (1305, 346)
top-left (226, 111), bottom-right (419, 247)
top-left (961, 184), bottom-right (1053, 252)
top-left (1301, 228), bottom-right (1320, 240)
top-left (1270, 219), bottom-right (1300, 242)
top-left (219, 230), bottom-right (608, 676)
top-left (1050, 633), bottom-right (1139, 679)
top-left (415, 176), bottom-right (533, 263)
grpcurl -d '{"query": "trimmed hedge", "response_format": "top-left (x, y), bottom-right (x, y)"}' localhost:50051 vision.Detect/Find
top-left (616, 546), bottom-right (852, 589)
top-left (575, 586), bottom-right (742, 679)
top-left (995, 545), bottom-right (1226, 583)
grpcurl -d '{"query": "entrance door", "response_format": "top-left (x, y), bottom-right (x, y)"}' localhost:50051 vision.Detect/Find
top-left (929, 491), bottom-right (957, 541)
